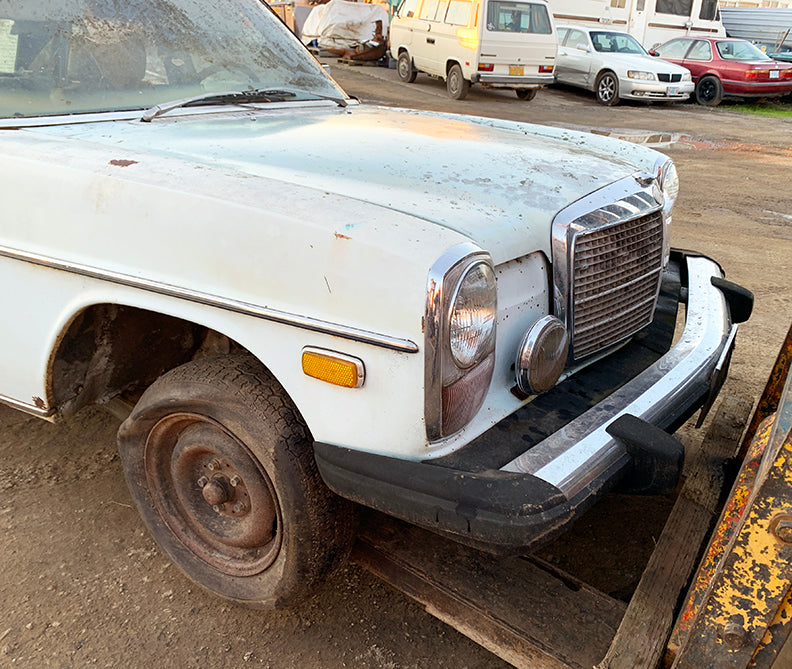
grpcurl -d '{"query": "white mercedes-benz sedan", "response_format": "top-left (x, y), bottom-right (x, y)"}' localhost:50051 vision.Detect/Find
top-left (555, 25), bottom-right (694, 105)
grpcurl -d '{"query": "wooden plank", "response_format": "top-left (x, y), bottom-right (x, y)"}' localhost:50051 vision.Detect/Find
top-left (596, 393), bottom-right (754, 669)
top-left (353, 512), bottom-right (626, 669)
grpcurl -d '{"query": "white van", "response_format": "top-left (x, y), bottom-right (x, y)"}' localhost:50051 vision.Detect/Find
top-left (389, 0), bottom-right (557, 99)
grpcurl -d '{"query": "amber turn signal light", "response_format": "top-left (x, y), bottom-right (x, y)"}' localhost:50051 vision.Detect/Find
top-left (301, 348), bottom-right (365, 388)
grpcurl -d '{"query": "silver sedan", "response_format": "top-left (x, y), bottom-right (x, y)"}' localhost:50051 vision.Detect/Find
top-left (555, 25), bottom-right (694, 105)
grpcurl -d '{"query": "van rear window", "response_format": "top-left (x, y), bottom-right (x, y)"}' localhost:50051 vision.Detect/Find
top-left (486, 1), bottom-right (552, 33)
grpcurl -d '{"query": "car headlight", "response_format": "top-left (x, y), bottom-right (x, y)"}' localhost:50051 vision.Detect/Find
top-left (425, 247), bottom-right (497, 440)
top-left (628, 70), bottom-right (656, 80)
top-left (659, 159), bottom-right (679, 210)
top-left (449, 263), bottom-right (497, 367)
top-left (656, 158), bottom-right (679, 266)
top-left (681, 71), bottom-right (692, 81)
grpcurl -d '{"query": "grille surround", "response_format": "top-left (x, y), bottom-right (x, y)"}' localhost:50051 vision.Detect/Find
top-left (552, 175), bottom-right (665, 362)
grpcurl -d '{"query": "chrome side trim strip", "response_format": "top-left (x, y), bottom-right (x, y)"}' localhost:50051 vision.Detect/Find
top-left (502, 255), bottom-right (732, 498)
top-left (0, 244), bottom-right (418, 354)
top-left (0, 394), bottom-right (56, 420)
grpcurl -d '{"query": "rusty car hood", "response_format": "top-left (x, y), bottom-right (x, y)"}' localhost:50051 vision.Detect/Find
top-left (33, 104), bottom-right (662, 264)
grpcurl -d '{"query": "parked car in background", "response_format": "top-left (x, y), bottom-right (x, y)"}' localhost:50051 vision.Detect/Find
top-left (756, 43), bottom-right (792, 64)
top-left (651, 37), bottom-right (792, 105)
top-left (389, 0), bottom-right (557, 99)
top-left (555, 25), bottom-right (693, 106)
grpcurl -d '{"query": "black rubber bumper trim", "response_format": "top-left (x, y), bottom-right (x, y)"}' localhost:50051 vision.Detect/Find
top-left (314, 442), bottom-right (574, 550)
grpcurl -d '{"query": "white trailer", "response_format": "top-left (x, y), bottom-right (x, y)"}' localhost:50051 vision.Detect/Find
top-left (548, 0), bottom-right (724, 48)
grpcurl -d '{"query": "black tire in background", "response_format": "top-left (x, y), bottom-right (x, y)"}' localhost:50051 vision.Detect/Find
top-left (117, 353), bottom-right (358, 609)
top-left (695, 75), bottom-right (723, 106)
top-left (515, 88), bottom-right (537, 100)
top-left (397, 51), bottom-right (417, 83)
top-left (446, 63), bottom-right (469, 100)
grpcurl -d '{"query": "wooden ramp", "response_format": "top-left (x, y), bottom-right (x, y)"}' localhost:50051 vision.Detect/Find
top-left (351, 394), bottom-right (753, 669)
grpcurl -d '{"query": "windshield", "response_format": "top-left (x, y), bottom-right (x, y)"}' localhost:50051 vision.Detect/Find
top-left (485, 1), bottom-right (552, 34)
top-left (716, 40), bottom-right (770, 61)
top-left (0, 0), bottom-right (345, 119)
top-left (590, 31), bottom-right (646, 55)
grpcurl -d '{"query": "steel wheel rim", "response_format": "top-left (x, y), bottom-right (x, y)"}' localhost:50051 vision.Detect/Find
top-left (144, 413), bottom-right (281, 577)
top-left (398, 55), bottom-right (410, 79)
top-left (449, 70), bottom-right (460, 96)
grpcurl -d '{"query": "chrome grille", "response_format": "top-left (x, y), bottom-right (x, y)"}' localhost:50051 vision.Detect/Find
top-left (658, 73), bottom-right (682, 83)
top-left (571, 211), bottom-right (664, 359)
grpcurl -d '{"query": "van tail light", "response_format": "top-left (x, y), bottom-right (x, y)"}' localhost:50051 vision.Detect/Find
top-left (478, 63), bottom-right (494, 72)
top-left (539, 65), bottom-right (554, 73)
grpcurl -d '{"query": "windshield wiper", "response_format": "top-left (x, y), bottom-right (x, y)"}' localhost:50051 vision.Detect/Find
top-left (141, 87), bottom-right (347, 122)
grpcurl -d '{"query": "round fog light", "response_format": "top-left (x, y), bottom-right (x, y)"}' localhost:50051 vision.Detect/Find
top-left (515, 316), bottom-right (569, 395)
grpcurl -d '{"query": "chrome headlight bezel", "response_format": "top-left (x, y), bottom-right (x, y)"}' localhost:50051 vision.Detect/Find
top-left (425, 244), bottom-right (497, 441)
top-left (655, 156), bottom-right (679, 266)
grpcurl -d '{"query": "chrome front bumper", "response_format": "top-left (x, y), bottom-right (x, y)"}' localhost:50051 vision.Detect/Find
top-left (502, 254), bottom-right (733, 497)
top-left (314, 252), bottom-right (748, 551)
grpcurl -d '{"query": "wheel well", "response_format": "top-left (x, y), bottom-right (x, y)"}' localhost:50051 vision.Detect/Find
top-left (446, 60), bottom-right (461, 75)
top-left (49, 304), bottom-right (245, 417)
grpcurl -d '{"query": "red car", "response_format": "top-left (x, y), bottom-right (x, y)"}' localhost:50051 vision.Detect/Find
top-left (650, 37), bottom-right (792, 106)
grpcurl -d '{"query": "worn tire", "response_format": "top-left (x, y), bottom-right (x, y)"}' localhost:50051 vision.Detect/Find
top-left (515, 88), bottom-right (537, 100)
top-left (447, 63), bottom-right (469, 100)
top-left (595, 71), bottom-right (620, 106)
top-left (117, 353), bottom-right (357, 609)
top-left (397, 51), bottom-right (417, 83)
top-left (695, 75), bottom-right (723, 106)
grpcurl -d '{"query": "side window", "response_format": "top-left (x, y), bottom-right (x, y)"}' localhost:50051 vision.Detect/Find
top-left (556, 27), bottom-right (569, 45)
top-left (435, 0), bottom-right (449, 21)
top-left (686, 40), bottom-right (711, 60)
top-left (397, 0), bottom-right (420, 19)
top-left (445, 0), bottom-right (472, 26)
top-left (419, 0), bottom-right (440, 20)
top-left (655, 38), bottom-right (691, 59)
top-left (655, 0), bottom-right (693, 16)
top-left (567, 29), bottom-right (588, 49)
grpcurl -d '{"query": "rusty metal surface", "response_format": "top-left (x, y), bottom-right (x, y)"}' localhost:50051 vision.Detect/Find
top-left (670, 372), bottom-right (792, 668)
top-left (740, 322), bottom-right (792, 457)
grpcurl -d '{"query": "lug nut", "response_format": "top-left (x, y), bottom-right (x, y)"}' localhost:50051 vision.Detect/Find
top-left (206, 458), bottom-right (222, 472)
top-left (233, 502), bottom-right (247, 514)
top-left (230, 475), bottom-right (241, 487)
top-left (774, 518), bottom-right (792, 544)
top-left (197, 476), bottom-right (208, 488)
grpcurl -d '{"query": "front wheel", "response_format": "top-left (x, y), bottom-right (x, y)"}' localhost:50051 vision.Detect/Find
top-left (695, 75), bottom-right (723, 106)
top-left (117, 353), bottom-right (357, 609)
top-left (515, 88), bottom-right (537, 101)
top-left (446, 63), bottom-right (469, 100)
top-left (595, 71), bottom-right (620, 106)
top-left (397, 51), bottom-right (417, 83)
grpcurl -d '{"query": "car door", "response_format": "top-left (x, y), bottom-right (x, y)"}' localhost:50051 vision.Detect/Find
top-left (680, 39), bottom-right (713, 84)
top-left (556, 28), bottom-right (592, 87)
top-left (411, 0), bottom-right (444, 75)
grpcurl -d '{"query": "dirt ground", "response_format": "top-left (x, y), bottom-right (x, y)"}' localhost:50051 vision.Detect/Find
top-left (1, 62), bottom-right (791, 668)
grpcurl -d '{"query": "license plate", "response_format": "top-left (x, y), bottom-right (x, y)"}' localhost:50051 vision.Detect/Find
top-left (770, 70), bottom-right (780, 79)
top-left (510, 65), bottom-right (524, 76)
top-left (667, 86), bottom-right (678, 95)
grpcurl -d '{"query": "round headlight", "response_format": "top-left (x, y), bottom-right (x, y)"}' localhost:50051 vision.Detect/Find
top-left (449, 262), bottom-right (497, 368)
top-left (661, 160), bottom-right (679, 209)
top-left (515, 316), bottom-right (569, 395)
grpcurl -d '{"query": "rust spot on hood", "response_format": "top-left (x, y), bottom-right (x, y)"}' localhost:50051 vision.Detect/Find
top-left (109, 159), bottom-right (138, 167)
top-left (334, 232), bottom-right (352, 240)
